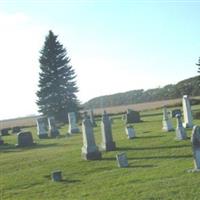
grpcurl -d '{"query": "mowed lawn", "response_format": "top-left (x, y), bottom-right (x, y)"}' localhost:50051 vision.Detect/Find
top-left (1, 105), bottom-right (200, 200)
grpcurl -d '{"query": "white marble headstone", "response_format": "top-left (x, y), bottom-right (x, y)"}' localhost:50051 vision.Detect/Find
top-left (175, 114), bottom-right (187, 140)
top-left (182, 95), bottom-right (193, 128)
top-left (36, 117), bottom-right (48, 138)
top-left (162, 106), bottom-right (174, 131)
top-left (125, 126), bottom-right (136, 139)
top-left (68, 112), bottom-right (80, 134)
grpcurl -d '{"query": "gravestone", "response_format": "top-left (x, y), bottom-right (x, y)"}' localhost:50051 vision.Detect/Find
top-left (125, 125), bottom-right (136, 139)
top-left (162, 106), bottom-right (174, 131)
top-left (89, 110), bottom-right (97, 127)
top-left (16, 131), bottom-right (35, 147)
top-left (1, 128), bottom-right (10, 136)
top-left (48, 117), bottom-right (60, 138)
top-left (12, 126), bottom-right (21, 133)
top-left (116, 152), bottom-right (128, 168)
top-left (125, 109), bottom-right (141, 124)
top-left (0, 134), bottom-right (4, 145)
top-left (81, 114), bottom-right (101, 160)
top-left (191, 126), bottom-right (200, 171)
top-left (101, 111), bottom-right (116, 151)
top-left (182, 95), bottom-right (193, 128)
top-left (175, 114), bottom-right (187, 140)
top-left (51, 170), bottom-right (62, 182)
top-left (171, 109), bottom-right (182, 118)
top-left (68, 112), bottom-right (80, 134)
top-left (36, 117), bottom-right (48, 139)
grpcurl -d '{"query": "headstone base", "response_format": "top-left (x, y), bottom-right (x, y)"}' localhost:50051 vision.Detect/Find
top-left (187, 168), bottom-right (200, 173)
top-left (101, 141), bottom-right (116, 151)
top-left (82, 151), bottom-right (102, 160)
top-left (38, 134), bottom-right (48, 139)
top-left (162, 120), bottom-right (174, 132)
top-left (183, 123), bottom-right (193, 128)
top-left (176, 127), bottom-right (187, 140)
top-left (69, 128), bottom-right (80, 134)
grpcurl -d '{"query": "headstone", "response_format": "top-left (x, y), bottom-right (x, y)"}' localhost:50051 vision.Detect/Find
top-left (48, 117), bottom-right (60, 138)
top-left (51, 170), bottom-right (62, 182)
top-left (68, 112), bottom-right (80, 134)
top-left (1, 128), bottom-right (10, 136)
top-left (182, 95), bottom-right (193, 128)
top-left (175, 114), bottom-right (187, 140)
top-left (36, 117), bottom-right (48, 139)
top-left (89, 110), bottom-right (97, 127)
top-left (101, 111), bottom-right (116, 151)
top-left (116, 152), bottom-right (128, 168)
top-left (125, 109), bottom-right (141, 124)
top-left (0, 134), bottom-right (4, 145)
top-left (12, 126), bottom-right (21, 133)
top-left (16, 131), bottom-right (35, 147)
top-left (191, 126), bottom-right (200, 170)
top-left (125, 125), bottom-right (136, 139)
top-left (171, 109), bottom-right (182, 118)
top-left (81, 113), bottom-right (102, 160)
top-left (162, 106), bottom-right (174, 131)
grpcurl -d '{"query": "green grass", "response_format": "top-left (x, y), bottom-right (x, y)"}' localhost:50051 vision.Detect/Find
top-left (1, 105), bottom-right (200, 200)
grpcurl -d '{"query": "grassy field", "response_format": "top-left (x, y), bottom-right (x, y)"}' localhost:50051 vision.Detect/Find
top-left (0, 105), bottom-right (200, 200)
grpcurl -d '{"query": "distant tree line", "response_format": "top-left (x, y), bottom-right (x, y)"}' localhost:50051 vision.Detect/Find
top-left (84, 76), bottom-right (200, 109)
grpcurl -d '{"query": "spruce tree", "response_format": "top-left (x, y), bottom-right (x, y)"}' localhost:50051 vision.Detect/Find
top-left (36, 30), bottom-right (79, 122)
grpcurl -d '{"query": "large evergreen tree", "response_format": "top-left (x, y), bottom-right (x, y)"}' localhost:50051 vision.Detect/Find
top-left (36, 30), bottom-right (79, 122)
top-left (197, 57), bottom-right (200, 73)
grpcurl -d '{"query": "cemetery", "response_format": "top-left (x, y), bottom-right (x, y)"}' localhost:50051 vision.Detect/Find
top-left (0, 99), bottom-right (200, 200)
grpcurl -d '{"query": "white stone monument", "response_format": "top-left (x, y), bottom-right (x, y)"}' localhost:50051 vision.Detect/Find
top-left (101, 111), bottom-right (116, 151)
top-left (162, 106), bottom-right (174, 131)
top-left (68, 112), bottom-right (80, 134)
top-left (175, 114), bottom-right (187, 140)
top-left (116, 152), bottom-right (128, 168)
top-left (182, 95), bottom-right (193, 128)
top-left (48, 117), bottom-right (60, 138)
top-left (125, 125), bottom-right (136, 139)
top-left (36, 117), bottom-right (48, 139)
top-left (191, 126), bottom-right (200, 171)
top-left (81, 114), bottom-right (102, 160)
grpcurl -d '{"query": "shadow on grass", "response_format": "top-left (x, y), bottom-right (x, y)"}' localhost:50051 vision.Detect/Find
top-left (128, 164), bottom-right (156, 168)
top-left (136, 135), bottom-right (165, 139)
top-left (44, 175), bottom-right (80, 184)
top-left (0, 143), bottom-right (64, 153)
top-left (116, 144), bottom-right (191, 151)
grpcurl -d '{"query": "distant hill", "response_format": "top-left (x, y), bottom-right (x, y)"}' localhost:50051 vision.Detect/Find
top-left (83, 76), bottom-right (200, 109)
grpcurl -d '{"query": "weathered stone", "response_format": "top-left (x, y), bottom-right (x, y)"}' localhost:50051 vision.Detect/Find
top-left (116, 152), bottom-right (128, 168)
top-left (0, 134), bottom-right (4, 145)
top-left (182, 95), bottom-right (193, 128)
top-left (125, 109), bottom-right (141, 124)
top-left (101, 111), bottom-right (116, 151)
top-left (48, 117), bottom-right (60, 138)
top-left (191, 126), bottom-right (200, 170)
top-left (125, 125), bottom-right (136, 139)
top-left (89, 110), bottom-right (97, 127)
top-left (162, 106), bottom-right (174, 131)
top-left (36, 117), bottom-right (48, 139)
top-left (68, 112), bottom-right (80, 134)
top-left (81, 114), bottom-right (101, 160)
top-left (12, 126), bottom-right (21, 134)
top-left (51, 170), bottom-right (62, 182)
top-left (175, 114), bottom-right (187, 140)
top-left (16, 131), bottom-right (35, 147)
top-left (1, 128), bottom-right (10, 136)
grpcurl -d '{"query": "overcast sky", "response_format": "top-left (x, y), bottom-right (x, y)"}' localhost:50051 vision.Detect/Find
top-left (0, 0), bottom-right (199, 120)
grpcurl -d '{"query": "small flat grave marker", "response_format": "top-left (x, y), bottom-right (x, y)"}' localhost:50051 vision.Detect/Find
top-left (116, 152), bottom-right (128, 168)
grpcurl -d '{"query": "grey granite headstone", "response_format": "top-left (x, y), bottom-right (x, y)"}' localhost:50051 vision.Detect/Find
top-left (125, 125), bottom-right (136, 139)
top-left (125, 109), bottom-right (141, 124)
top-left (68, 112), bottom-right (80, 134)
top-left (182, 95), bottom-right (193, 128)
top-left (0, 134), bottom-right (4, 145)
top-left (48, 117), bottom-right (60, 138)
top-left (175, 114), bottom-right (187, 140)
top-left (51, 170), bottom-right (62, 182)
top-left (89, 110), bottom-right (97, 127)
top-left (81, 114), bottom-right (102, 160)
top-left (162, 106), bottom-right (174, 131)
top-left (116, 152), bottom-right (128, 168)
top-left (36, 117), bottom-right (48, 139)
top-left (191, 126), bottom-right (200, 171)
top-left (16, 131), bottom-right (35, 147)
top-left (101, 111), bottom-right (116, 151)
